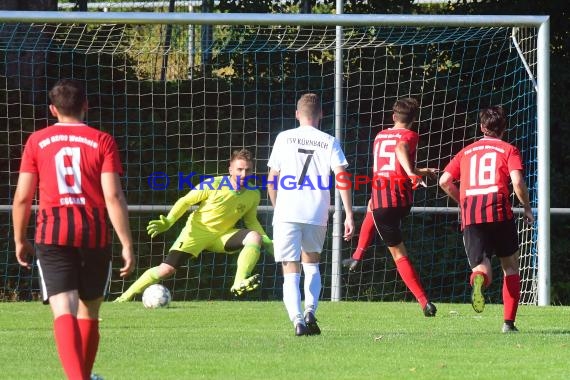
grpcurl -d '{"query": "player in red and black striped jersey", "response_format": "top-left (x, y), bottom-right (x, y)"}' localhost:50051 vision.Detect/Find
top-left (12, 79), bottom-right (135, 378)
top-left (440, 105), bottom-right (534, 333)
top-left (19, 116), bottom-right (122, 249)
top-left (371, 122), bottom-right (419, 209)
top-left (346, 98), bottom-right (438, 317)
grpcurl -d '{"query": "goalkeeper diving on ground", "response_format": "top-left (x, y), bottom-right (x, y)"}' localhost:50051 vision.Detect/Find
top-left (114, 149), bottom-right (273, 302)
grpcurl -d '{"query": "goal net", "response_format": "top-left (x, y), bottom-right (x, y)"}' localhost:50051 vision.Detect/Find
top-left (0, 13), bottom-right (542, 305)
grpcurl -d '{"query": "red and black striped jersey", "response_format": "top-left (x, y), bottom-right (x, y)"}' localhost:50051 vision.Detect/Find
top-left (19, 123), bottom-right (123, 248)
top-left (443, 137), bottom-right (523, 228)
top-left (370, 127), bottom-right (418, 209)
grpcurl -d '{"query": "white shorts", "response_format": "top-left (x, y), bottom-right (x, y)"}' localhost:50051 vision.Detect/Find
top-left (272, 222), bottom-right (327, 262)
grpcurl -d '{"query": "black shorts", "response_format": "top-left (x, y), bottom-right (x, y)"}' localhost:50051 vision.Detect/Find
top-left (36, 244), bottom-right (112, 304)
top-left (371, 206), bottom-right (411, 247)
top-left (463, 220), bottom-right (519, 269)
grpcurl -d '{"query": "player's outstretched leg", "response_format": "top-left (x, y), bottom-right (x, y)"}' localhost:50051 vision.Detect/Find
top-left (231, 242), bottom-right (261, 296)
top-left (393, 255), bottom-right (436, 316)
top-left (113, 267), bottom-right (161, 303)
top-left (471, 272), bottom-right (486, 313)
top-left (343, 211), bottom-right (376, 272)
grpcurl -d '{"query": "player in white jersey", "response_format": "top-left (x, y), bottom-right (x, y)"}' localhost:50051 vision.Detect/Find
top-left (267, 93), bottom-right (354, 336)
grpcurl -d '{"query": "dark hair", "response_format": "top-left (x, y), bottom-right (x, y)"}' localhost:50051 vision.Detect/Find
top-left (479, 106), bottom-right (507, 137)
top-left (48, 79), bottom-right (86, 117)
top-left (392, 98), bottom-right (420, 124)
top-left (230, 149), bottom-right (253, 163)
top-left (297, 93), bottom-right (321, 120)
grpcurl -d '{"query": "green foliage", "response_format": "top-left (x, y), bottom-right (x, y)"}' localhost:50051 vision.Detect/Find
top-left (1, 301), bottom-right (569, 379)
top-left (341, 0), bottom-right (418, 14)
top-left (218, 0), bottom-right (334, 14)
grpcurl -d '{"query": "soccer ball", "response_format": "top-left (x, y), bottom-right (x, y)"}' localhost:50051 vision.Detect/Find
top-left (142, 284), bottom-right (171, 309)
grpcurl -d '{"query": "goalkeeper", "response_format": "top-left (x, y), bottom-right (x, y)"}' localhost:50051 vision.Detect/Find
top-left (115, 149), bottom-right (273, 301)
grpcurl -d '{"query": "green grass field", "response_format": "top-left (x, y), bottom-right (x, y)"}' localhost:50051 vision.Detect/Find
top-left (1, 301), bottom-right (569, 379)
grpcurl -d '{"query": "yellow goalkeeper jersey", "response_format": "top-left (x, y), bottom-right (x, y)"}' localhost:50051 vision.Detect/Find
top-left (179, 176), bottom-right (266, 235)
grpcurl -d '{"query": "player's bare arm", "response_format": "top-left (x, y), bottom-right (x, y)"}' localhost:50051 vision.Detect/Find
top-left (333, 165), bottom-right (354, 240)
top-left (395, 141), bottom-right (438, 184)
top-left (101, 172), bottom-right (135, 277)
top-left (267, 168), bottom-right (280, 208)
top-left (12, 172), bottom-right (37, 269)
top-left (414, 167), bottom-right (439, 179)
top-left (438, 171), bottom-right (460, 204)
top-left (395, 141), bottom-right (415, 175)
top-left (510, 169), bottom-right (534, 225)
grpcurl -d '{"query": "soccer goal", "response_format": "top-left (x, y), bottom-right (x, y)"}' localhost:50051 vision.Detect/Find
top-left (0, 11), bottom-right (549, 305)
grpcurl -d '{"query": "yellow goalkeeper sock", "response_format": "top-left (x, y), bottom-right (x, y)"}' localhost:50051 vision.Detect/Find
top-left (120, 267), bottom-right (161, 301)
top-left (234, 243), bottom-right (261, 284)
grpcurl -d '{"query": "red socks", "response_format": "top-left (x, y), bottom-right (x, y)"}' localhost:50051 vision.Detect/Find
top-left (54, 314), bottom-right (86, 380)
top-left (53, 315), bottom-right (100, 379)
top-left (503, 274), bottom-right (521, 322)
top-left (352, 211), bottom-right (375, 260)
top-left (395, 256), bottom-right (428, 308)
top-left (78, 318), bottom-right (100, 377)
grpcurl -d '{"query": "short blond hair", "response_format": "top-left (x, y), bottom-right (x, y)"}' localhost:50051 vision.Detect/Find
top-left (230, 149), bottom-right (253, 163)
top-left (297, 93), bottom-right (321, 119)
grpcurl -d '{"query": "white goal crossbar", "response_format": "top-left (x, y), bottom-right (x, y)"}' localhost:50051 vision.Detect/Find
top-left (0, 11), bottom-right (550, 305)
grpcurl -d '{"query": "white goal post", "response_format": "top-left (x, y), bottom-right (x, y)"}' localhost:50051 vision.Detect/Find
top-left (0, 11), bottom-right (550, 305)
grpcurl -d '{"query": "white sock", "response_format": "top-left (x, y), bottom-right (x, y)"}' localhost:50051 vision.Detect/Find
top-left (302, 262), bottom-right (321, 315)
top-left (283, 272), bottom-right (303, 323)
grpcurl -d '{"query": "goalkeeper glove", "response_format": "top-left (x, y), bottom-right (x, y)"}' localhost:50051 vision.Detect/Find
top-left (147, 215), bottom-right (173, 238)
top-left (261, 235), bottom-right (274, 256)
